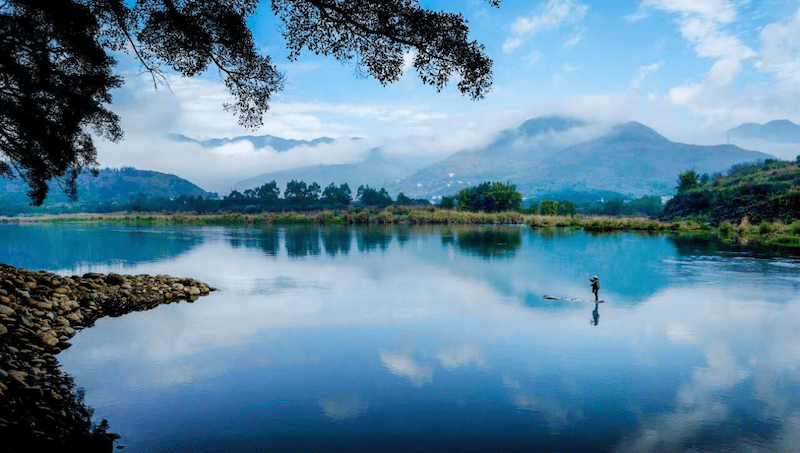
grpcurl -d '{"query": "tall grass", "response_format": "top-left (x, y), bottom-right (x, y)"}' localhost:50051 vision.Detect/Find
top-left (20, 209), bottom-right (800, 248)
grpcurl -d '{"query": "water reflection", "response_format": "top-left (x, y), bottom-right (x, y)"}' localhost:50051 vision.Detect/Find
top-left (356, 226), bottom-right (392, 252)
top-left (455, 227), bottom-right (522, 259)
top-left (319, 394), bottom-right (369, 421)
top-left (321, 227), bottom-right (352, 257)
top-left (2, 224), bottom-right (799, 452)
top-left (591, 302), bottom-right (600, 326)
top-left (284, 226), bottom-right (321, 258)
top-left (227, 228), bottom-right (279, 256)
top-left (0, 224), bottom-right (201, 270)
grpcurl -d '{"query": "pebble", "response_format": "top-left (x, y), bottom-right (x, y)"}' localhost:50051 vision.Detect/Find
top-left (0, 264), bottom-right (216, 448)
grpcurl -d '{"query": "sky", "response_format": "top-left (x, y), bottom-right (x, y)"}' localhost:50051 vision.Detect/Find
top-left (97, 0), bottom-right (800, 192)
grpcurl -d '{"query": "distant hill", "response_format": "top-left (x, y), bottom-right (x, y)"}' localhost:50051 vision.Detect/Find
top-left (394, 118), bottom-right (773, 199)
top-left (0, 167), bottom-right (209, 213)
top-left (167, 133), bottom-right (339, 150)
top-left (387, 115), bottom-right (588, 198)
top-left (729, 119), bottom-right (800, 143)
top-left (235, 148), bottom-right (427, 193)
top-left (662, 159), bottom-right (800, 224)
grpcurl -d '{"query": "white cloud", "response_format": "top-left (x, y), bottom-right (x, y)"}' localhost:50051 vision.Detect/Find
top-left (526, 50), bottom-right (544, 65)
top-left (638, 0), bottom-right (757, 110)
top-left (563, 31), bottom-right (584, 49)
top-left (625, 9), bottom-right (649, 22)
top-left (642, 0), bottom-right (738, 23)
top-left (631, 61), bottom-right (665, 89)
top-left (502, 0), bottom-right (589, 54)
top-left (756, 9), bottom-right (800, 84)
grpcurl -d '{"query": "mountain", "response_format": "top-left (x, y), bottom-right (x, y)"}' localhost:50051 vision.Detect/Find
top-left (168, 133), bottom-right (339, 150)
top-left (728, 119), bottom-right (800, 143)
top-left (386, 115), bottom-right (588, 198)
top-left (0, 167), bottom-right (209, 208)
top-left (395, 119), bottom-right (774, 199)
top-left (235, 148), bottom-right (428, 193)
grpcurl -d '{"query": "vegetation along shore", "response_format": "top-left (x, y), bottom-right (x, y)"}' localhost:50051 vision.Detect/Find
top-left (5, 206), bottom-right (800, 249)
top-left (0, 265), bottom-right (215, 451)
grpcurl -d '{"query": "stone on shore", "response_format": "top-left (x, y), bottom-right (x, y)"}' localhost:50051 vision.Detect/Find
top-left (0, 264), bottom-right (216, 451)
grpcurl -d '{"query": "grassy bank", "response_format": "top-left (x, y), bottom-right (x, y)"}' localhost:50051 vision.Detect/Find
top-left (6, 208), bottom-right (800, 248)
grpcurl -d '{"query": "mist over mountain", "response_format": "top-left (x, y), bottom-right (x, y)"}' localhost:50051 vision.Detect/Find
top-left (235, 148), bottom-right (429, 193)
top-left (167, 133), bottom-right (341, 151)
top-left (728, 120), bottom-right (800, 143)
top-left (392, 117), bottom-right (774, 199)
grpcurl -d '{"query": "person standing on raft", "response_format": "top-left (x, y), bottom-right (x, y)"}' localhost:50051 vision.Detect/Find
top-left (589, 276), bottom-right (600, 301)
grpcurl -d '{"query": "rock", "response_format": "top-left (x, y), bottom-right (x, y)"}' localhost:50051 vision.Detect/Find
top-left (16, 290), bottom-right (30, 298)
top-left (106, 273), bottom-right (125, 286)
top-left (171, 283), bottom-right (185, 292)
top-left (7, 370), bottom-right (28, 384)
top-left (0, 324), bottom-right (7, 335)
top-left (187, 286), bottom-right (201, 296)
top-left (53, 287), bottom-right (69, 295)
top-left (64, 312), bottom-right (83, 323)
top-left (34, 300), bottom-right (53, 311)
top-left (0, 304), bottom-right (14, 316)
top-left (24, 281), bottom-right (37, 289)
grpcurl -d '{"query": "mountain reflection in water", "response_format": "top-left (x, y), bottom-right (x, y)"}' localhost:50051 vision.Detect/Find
top-left (1, 224), bottom-right (799, 452)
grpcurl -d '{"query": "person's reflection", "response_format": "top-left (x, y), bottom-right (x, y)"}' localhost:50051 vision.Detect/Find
top-left (591, 302), bottom-right (600, 326)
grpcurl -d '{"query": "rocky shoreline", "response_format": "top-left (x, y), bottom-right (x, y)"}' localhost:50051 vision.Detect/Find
top-left (0, 264), bottom-right (215, 451)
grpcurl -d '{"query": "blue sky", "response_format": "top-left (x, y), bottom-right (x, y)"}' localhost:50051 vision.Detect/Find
top-left (99, 0), bottom-right (800, 192)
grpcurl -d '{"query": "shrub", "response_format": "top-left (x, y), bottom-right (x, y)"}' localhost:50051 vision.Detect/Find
top-left (718, 221), bottom-right (734, 239)
top-left (759, 221), bottom-right (776, 235)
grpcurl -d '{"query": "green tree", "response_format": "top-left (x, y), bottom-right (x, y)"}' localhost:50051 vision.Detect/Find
top-left (284, 180), bottom-right (308, 203)
top-left (255, 181), bottom-right (280, 204)
top-left (603, 198), bottom-right (625, 216)
top-left (357, 185), bottom-right (392, 207)
top-left (284, 180), bottom-right (320, 205)
top-left (556, 201), bottom-right (576, 216)
top-left (2, 0), bottom-right (499, 205)
top-left (321, 182), bottom-right (352, 207)
top-left (539, 200), bottom-right (557, 216)
top-left (457, 182), bottom-right (522, 212)
top-left (677, 170), bottom-right (699, 193)
top-left (439, 196), bottom-right (456, 209)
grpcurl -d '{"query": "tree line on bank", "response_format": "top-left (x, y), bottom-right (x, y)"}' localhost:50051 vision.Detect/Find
top-left (0, 177), bottom-right (666, 217)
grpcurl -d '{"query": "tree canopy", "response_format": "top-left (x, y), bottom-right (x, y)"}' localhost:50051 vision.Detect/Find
top-left (457, 181), bottom-right (522, 213)
top-left (1, 0), bottom-right (499, 205)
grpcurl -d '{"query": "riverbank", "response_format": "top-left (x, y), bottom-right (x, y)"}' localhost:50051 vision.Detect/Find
top-left (4, 208), bottom-right (800, 248)
top-left (0, 264), bottom-right (215, 451)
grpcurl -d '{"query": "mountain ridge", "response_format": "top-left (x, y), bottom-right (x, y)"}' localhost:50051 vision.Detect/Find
top-left (728, 119), bottom-right (800, 143)
top-left (392, 117), bottom-right (774, 199)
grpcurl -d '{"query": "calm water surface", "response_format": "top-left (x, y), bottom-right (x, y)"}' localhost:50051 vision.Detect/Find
top-left (2, 224), bottom-right (800, 452)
